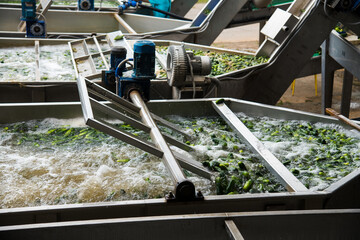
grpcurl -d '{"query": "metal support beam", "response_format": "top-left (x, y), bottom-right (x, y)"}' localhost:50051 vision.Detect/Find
top-left (341, 70), bottom-right (353, 118)
top-left (130, 90), bottom-right (197, 200)
top-left (321, 31), bottom-right (360, 116)
top-left (321, 39), bottom-right (335, 115)
top-left (212, 101), bottom-right (308, 192)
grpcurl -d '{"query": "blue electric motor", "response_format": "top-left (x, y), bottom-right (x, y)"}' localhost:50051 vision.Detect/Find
top-left (132, 40), bottom-right (156, 79)
top-left (103, 46), bottom-right (128, 89)
top-left (21, 0), bottom-right (46, 38)
top-left (102, 41), bottom-right (155, 101)
top-left (78, 0), bottom-right (95, 11)
top-left (21, 0), bottom-right (36, 21)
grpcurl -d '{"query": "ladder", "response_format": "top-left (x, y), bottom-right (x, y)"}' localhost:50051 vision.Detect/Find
top-left (77, 76), bottom-right (212, 200)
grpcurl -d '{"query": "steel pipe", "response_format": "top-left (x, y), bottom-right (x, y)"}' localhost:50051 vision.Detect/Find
top-left (129, 90), bottom-right (196, 200)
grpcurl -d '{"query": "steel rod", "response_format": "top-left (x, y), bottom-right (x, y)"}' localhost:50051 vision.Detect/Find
top-left (151, 113), bottom-right (192, 140)
top-left (130, 90), bottom-right (196, 200)
top-left (90, 97), bottom-right (150, 132)
top-left (86, 79), bottom-right (140, 112)
top-left (212, 101), bottom-right (308, 192)
top-left (90, 97), bottom-right (193, 153)
top-left (173, 151), bottom-right (212, 180)
top-left (113, 13), bottom-right (137, 34)
top-left (88, 118), bottom-right (163, 158)
top-left (34, 41), bottom-right (41, 81)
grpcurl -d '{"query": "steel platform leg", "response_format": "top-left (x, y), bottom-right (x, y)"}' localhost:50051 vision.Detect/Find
top-left (341, 70), bottom-right (353, 118)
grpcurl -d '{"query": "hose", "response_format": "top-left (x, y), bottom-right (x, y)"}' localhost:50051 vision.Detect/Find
top-left (136, 3), bottom-right (191, 21)
top-left (115, 58), bottom-right (134, 95)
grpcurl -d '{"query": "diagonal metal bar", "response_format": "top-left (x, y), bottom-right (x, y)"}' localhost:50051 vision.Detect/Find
top-left (225, 220), bottom-right (245, 240)
top-left (173, 151), bottom-right (212, 180)
top-left (86, 79), bottom-right (140, 113)
top-left (87, 118), bottom-right (163, 158)
top-left (163, 133), bottom-right (194, 152)
top-left (89, 118), bottom-right (211, 179)
top-left (86, 79), bottom-right (192, 139)
top-left (90, 97), bottom-right (193, 152)
top-left (90, 97), bottom-right (150, 132)
top-left (87, 88), bottom-right (140, 120)
top-left (212, 101), bottom-right (308, 192)
top-left (151, 113), bottom-right (193, 140)
top-left (92, 36), bottom-right (110, 70)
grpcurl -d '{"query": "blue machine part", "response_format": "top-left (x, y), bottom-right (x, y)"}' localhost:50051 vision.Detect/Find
top-left (103, 46), bottom-right (128, 89)
top-left (78, 0), bottom-right (95, 11)
top-left (21, 0), bottom-right (36, 21)
top-left (26, 20), bottom-right (46, 38)
top-left (118, 40), bottom-right (155, 101)
top-left (132, 40), bottom-right (156, 79)
top-left (118, 0), bottom-right (140, 13)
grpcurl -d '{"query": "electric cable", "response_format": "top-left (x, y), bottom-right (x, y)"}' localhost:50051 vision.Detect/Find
top-left (115, 58), bottom-right (134, 95)
top-left (98, 0), bottom-right (103, 11)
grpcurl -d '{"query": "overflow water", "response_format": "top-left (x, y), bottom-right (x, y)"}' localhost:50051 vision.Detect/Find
top-left (0, 114), bottom-right (284, 209)
top-left (1, 113), bottom-right (359, 209)
top-left (0, 118), bottom-right (212, 209)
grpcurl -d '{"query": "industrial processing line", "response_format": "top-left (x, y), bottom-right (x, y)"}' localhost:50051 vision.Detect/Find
top-left (0, 1), bottom-right (360, 238)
